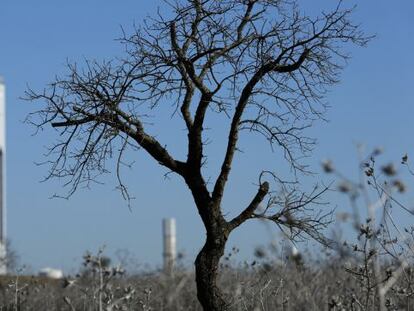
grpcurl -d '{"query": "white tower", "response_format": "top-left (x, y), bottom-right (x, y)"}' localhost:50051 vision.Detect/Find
top-left (162, 218), bottom-right (176, 275)
top-left (0, 78), bottom-right (6, 275)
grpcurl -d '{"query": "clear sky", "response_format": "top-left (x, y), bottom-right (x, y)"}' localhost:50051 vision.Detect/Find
top-left (1, 1), bottom-right (414, 273)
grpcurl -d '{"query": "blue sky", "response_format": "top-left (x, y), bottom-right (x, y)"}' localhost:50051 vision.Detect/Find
top-left (1, 1), bottom-right (414, 273)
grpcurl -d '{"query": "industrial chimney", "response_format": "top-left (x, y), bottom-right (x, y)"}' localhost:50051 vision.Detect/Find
top-left (0, 78), bottom-right (6, 275)
top-left (162, 218), bottom-right (176, 275)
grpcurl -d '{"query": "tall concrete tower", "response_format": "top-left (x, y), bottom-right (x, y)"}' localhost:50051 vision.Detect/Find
top-left (0, 78), bottom-right (6, 275)
top-left (162, 218), bottom-right (176, 275)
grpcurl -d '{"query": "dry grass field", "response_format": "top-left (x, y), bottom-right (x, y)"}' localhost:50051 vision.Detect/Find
top-left (0, 248), bottom-right (412, 311)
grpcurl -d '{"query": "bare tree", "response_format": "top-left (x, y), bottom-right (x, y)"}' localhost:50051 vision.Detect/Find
top-left (26, 1), bottom-right (370, 310)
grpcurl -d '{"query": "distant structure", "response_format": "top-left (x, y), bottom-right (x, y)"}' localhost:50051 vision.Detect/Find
top-left (0, 78), bottom-right (6, 275)
top-left (162, 218), bottom-right (176, 275)
top-left (38, 268), bottom-right (63, 279)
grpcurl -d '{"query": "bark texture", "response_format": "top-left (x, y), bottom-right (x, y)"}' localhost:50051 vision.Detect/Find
top-left (195, 233), bottom-right (228, 311)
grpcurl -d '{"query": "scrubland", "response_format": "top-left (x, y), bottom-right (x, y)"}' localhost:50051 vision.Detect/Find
top-left (0, 246), bottom-right (412, 311)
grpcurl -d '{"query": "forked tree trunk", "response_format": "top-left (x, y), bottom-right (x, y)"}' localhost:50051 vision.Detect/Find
top-left (195, 233), bottom-right (228, 311)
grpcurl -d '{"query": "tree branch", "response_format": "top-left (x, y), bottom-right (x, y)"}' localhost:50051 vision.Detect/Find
top-left (170, 22), bottom-right (209, 94)
top-left (74, 105), bottom-right (187, 176)
top-left (229, 181), bottom-right (269, 230)
top-left (212, 48), bottom-right (309, 204)
top-left (51, 116), bottom-right (94, 128)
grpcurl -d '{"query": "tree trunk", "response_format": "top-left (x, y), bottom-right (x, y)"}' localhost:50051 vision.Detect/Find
top-left (195, 233), bottom-right (228, 311)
